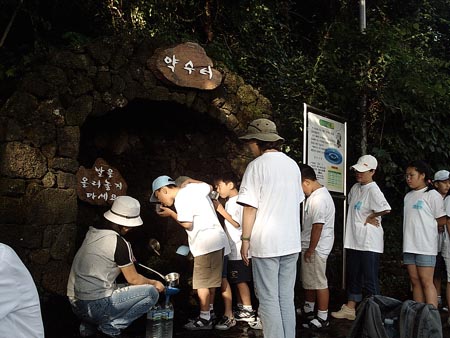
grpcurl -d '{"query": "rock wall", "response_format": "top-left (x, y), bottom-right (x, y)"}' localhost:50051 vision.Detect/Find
top-left (0, 35), bottom-right (273, 295)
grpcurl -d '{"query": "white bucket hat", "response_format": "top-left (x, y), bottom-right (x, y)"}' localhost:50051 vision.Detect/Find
top-left (104, 196), bottom-right (143, 227)
top-left (239, 118), bottom-right (284, 142)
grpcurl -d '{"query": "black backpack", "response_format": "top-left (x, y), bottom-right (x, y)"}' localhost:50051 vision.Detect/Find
top-left (347, 296), bottom-right (443, 338)
top-left (347, 295), bottom-right (402, 338)
top-left (399, 300), bottom-right (442, 338)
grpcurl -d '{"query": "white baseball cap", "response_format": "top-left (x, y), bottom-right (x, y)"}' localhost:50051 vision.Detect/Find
top-left (434, 170), bottom-right (450, 182)
top-left (351, 155), bottom-right (378, 172)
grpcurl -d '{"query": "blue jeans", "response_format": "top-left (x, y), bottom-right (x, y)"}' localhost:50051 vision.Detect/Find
top-left (346, 249), bottom-right (380, 302)
top-left (70, 284), bottom-right (159, 336)
top-left (252, 253), bottom-right (298, 338)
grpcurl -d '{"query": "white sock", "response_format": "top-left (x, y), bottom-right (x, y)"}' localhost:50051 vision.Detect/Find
top-left (304, 302), bottom-right (315, 313)
top-left (200, 310), bottom-right (211, 320)
top-left (317, 310), bottom-right (328, 321)
top-left (243, 305), bottom-right (253, 311)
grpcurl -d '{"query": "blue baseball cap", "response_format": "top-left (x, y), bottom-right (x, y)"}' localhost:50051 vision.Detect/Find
top-left (150, 175), bottom-right (176, 202)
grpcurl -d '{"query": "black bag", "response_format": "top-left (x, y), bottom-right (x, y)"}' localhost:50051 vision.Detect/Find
top-left (399, 300), bottom-right (442, 338)
top-left (347, 295), bottom-right (402, 338)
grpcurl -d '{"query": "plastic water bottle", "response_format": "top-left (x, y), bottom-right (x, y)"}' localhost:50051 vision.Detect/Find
top-left (146, 305), bottom-right (163, 338)
top-left (384, 318), bottom-right (399, 338)
top-left (146, 304), bottom-right (174, 338)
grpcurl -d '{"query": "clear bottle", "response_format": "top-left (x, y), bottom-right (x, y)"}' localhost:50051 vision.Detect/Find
top-left (146, 305), bottom-right (163, 338)
top-left (146, 303), bottom-right (174, 338)
top-left (161, 302), bottom-right (174, 338)
top-left (384, 318), bottom-right (399, 338)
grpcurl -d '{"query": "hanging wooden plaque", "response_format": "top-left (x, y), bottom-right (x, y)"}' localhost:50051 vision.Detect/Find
top-left (149, 42), bottom-right (222, 90)
top-left (76, 158), bottom-right (128, 206)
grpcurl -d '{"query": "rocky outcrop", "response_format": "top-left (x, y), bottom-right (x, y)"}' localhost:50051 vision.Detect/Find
top-left (0, 35), bottom-right (273, 295)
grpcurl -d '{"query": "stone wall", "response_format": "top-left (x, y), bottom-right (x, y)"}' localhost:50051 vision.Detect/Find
top-left (0, 35), bottom-right (273, 295)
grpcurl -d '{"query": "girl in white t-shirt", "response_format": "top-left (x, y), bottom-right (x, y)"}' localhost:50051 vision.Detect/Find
top-left (331, 155), bottom-right (391, 321)
top-left (403, 160), bottom-right (446, 308)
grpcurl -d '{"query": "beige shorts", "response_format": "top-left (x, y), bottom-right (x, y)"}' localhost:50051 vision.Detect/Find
top-left (193, 249), bottom-right (223, 289)
top-left (301, 251), bottom-right (328, 290)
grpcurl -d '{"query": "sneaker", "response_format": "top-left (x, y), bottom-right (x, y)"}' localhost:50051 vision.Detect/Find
top-left (302, 316), bottom-right (330, 329)
top-left (248, 316), bottom-right (263, 330)
top-left (331, 304), bottom-right (356, 321)
top-left (183, 316), bottom-right (213, 330)
top-left (234, 309), bottom-right (256, 322)
top-left (439, 302), bottom-right (448, 312)
top-left (214, 316), bottom-right (236, 330)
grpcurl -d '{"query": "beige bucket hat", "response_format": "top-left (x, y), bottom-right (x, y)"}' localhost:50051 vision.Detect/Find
top-left (239, 118), bottom-right (284, 142)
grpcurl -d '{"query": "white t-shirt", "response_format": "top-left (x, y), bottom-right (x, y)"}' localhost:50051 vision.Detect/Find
top-left (237, 152), bottom-right (304, 258)
top-left (176, 182), bottom-right (230, 257)
top-left (0, 243), bottom-right (44, 338)
top-left (301, 186), bottom-right (335, 258)
top-left (441, 196), bottom-right (450, 258)
top-left (224, 195), bottom-right (249, 260)
top-left (344, 182), bottom-right (391, 253)
top-left (403, 187), bottom-right (446, 255)
top-left (437, 194), bottom-right (447, 253)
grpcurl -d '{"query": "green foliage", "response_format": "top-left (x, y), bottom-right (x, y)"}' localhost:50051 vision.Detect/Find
top-left (295, 1), bottom-right (450, 204)
top-left (2, 0), bottom-right (450, 207)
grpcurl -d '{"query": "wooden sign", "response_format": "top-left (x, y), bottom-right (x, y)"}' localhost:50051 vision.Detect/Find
top-left (149, 42), bottom-right (222, 90)
top-left (76, 158), bottom-right (128, 206)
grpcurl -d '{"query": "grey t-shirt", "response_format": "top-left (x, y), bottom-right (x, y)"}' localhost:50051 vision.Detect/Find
top-left (67, 226), bottom-right (133, 300)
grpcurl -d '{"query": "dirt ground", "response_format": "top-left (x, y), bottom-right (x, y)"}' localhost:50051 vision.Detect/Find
top-left (42, 291), bottom-right (450, 338)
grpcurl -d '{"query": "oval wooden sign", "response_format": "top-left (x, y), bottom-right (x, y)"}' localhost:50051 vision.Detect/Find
top-left (149, 42), bottom-right (222, 90)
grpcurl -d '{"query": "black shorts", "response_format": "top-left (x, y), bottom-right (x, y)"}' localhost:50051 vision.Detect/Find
top-left (227, 259), bottom-right (252, 284)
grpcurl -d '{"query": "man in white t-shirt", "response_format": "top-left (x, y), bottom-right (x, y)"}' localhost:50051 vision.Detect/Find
top-left (151, 175), bottom-right (230, 330)
top-left (0, 243), bottom-right (44, 338)
top-left (238, 118), bottom-right (304, 338)
top-left (298, 164), bottom-right (335, 330)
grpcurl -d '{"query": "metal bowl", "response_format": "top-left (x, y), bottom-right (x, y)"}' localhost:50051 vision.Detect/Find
top-left (164, 272), bottom-right (180, 287)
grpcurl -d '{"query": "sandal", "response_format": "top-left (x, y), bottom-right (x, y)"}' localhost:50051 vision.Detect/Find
top-left (302, 316), bottom-right (329, 329)
top-left (183, 316), bottom-right (213, 330)
top-left (300, 311), bottom-right (315, 324)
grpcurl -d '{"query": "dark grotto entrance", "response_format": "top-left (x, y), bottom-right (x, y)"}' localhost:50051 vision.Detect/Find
top-left (70, 98), bottom-right (245, 335)
top-left (77, 97), bottom-right (242, 256)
